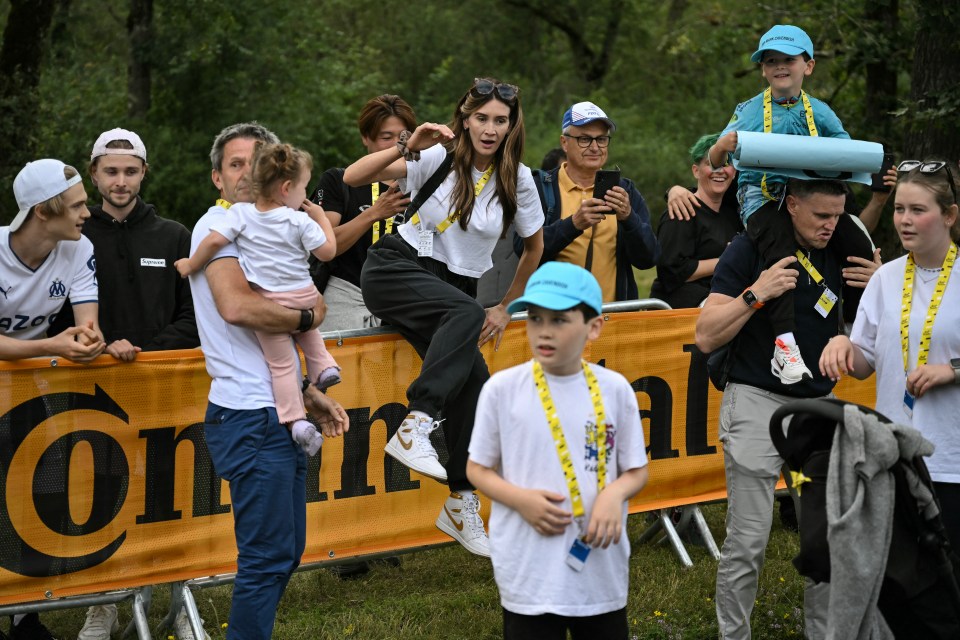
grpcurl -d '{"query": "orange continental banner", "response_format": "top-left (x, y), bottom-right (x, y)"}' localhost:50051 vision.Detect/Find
top-left (0, 308), bottom-right (875, 605)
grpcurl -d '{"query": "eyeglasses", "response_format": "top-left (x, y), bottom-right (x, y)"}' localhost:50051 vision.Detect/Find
top-left (562, 134), bottom-right (611, 148)
top-left (898, 160), bottom-right (958, 203)
top-left (471, 78), bottom-right (519, 102)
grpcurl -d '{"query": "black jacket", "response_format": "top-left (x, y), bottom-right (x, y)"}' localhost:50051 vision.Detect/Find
top-left (53, 197), bottom-right (199, 350)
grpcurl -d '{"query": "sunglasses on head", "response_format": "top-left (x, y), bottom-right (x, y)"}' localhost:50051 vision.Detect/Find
top-left (898, 160), bottom-right (958, 204)
top-left (471, 78), bottom-right (519, 101)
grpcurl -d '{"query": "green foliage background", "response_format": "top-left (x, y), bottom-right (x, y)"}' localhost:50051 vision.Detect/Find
top-left (1, 0), bottom-right (917, 235)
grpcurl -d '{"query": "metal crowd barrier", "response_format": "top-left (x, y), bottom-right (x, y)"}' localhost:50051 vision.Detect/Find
top-left (0, 297), bottom-right (718, 639)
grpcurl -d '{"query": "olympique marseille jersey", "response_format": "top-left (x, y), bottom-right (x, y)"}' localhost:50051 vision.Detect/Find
top-left (0, 227), bottom-right (98, 340)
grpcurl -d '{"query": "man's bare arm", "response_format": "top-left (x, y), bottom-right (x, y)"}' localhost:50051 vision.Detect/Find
top-left (206, 257), bottom-right (325, 333)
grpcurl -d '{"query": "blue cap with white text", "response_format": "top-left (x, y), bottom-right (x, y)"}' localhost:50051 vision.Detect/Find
top-left (750, 25), bottom-right (814, 63)
top-left (507, 262), bottom-right (603, 316)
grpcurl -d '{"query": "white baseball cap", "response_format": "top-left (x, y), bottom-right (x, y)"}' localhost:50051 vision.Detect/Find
top-left (10, 159), bottom-right (83, 232)
top-left (91, 128), bottom-right (147, 161)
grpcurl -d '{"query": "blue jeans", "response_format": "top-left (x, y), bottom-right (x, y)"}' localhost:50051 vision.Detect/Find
top-left (204, 403), bottom-right (307, 640)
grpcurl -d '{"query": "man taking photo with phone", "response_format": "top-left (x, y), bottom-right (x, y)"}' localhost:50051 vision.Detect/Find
top-left (516, 101), bottom-right (659, 302)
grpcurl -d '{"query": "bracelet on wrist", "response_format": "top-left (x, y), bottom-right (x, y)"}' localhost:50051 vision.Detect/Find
top-left (396, 130), bottom-right (421, 162)
top-left (297, 308), bottom-right (314, 333)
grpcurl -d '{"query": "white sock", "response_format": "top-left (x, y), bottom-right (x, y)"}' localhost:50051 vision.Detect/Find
top-left (776, 332), bottom-right (797, 346)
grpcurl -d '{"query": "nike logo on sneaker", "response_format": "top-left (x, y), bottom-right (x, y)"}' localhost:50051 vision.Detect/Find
top-left (444, 506), bottom-right (464, 531)
top-left (397, 429), bottom-right (413, 450)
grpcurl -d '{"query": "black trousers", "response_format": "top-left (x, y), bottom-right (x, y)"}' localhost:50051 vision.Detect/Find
top-left (502, 607), bottom-right (628, 640)
top-left (361, 234), bottom-right (487, 491)
top-left (747, 200), bottom-right (874, 334)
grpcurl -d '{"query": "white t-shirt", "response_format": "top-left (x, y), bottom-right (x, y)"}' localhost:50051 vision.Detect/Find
top-left (0, 228), bottom-right (97, 340)
top-left (398, 145), bottom-right (544, 278)
top-left (850, 254), bottom-right (960, 483)
top-left (188, 204), bottom-right (274, 409)
top-left (469, 361), bottom-right (648, 616)
top-left (209, 202), bottom-right (327, 292)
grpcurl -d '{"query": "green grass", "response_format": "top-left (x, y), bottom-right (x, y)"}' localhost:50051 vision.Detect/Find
top-left (38, 503), bottom-right (806, 639)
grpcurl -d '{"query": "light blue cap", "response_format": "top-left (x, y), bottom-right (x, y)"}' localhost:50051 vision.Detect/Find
top-left (751, 25), bottom-right (814, 63)
top-left (507, 262), bottom-right (602, 316)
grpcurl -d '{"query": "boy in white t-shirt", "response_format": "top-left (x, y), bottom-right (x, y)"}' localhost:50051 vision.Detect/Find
top-left (467, 261), bottom-right (648, 640)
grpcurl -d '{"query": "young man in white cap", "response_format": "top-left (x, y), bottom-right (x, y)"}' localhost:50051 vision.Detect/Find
top-left (71, 129), bottom-right (198, 639)
top-left (52, 128), bottom-right (198, 362)
top-left (519, 101), bottom-right (659, 302)
top-left (1, 159), bottom-right (105, 640)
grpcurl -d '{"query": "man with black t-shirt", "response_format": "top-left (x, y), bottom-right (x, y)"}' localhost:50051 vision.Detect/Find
top-left (309, 94), bottom-right (416, 329)
top-left (695, 179), bottom-right (856, 640)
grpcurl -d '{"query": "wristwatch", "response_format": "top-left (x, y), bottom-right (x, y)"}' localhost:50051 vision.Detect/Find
top-left (741, 288), bottom-right (764, 309)
top-left (951, 358), bottom-right (960, 385)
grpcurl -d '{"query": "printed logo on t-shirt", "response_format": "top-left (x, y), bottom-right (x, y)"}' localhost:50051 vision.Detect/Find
top-left (583, 419), bottom-right (616, 474)
top-left (48, 279), bottom-right (67, 300)
top-left (0, 282), bottom-right (11, 300)
top-left (140, 258), bottom-right (166, 268)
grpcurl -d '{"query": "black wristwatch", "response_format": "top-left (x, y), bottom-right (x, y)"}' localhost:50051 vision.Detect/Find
top-left (951, 358), bottom-right (960, 386)
top-left (741, 288), bottom-right (764, 310)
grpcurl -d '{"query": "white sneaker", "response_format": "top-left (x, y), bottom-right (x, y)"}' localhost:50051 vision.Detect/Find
top-left (77, 604), bottom-right (119, 640)
top-left (291, 419), bottom-right (324, 456)
top-left (436, 491), bottom-right (491, 558)
top-left (384, 414), bottom-right (447, 482)
top-left (771, 338), bottom-right (813, 385)
top-left (173, 609), bottom-right (211, 640)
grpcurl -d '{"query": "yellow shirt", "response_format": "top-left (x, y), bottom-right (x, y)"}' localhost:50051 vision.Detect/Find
top-left (555, 163), bottom-right (618, 302)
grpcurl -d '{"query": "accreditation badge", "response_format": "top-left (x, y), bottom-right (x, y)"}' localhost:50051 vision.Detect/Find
top-left (565, 537), bottom-right (591, 572)
top-left (417, 227), bottom-right (434, 257)
top-left (814, 286), bottom-right (837, 318)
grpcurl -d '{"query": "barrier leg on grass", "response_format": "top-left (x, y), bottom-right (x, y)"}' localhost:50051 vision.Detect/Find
top-left (690, 506), bottom-right (721, 560)
top-left (131, 590), bottom-right (151, 640)
top-left (638, 509), bottom-right (693, 567)
top-left (637, 505), bottom-right (720, 566)
top-left (182, 582), bottom-right (205, 640)
top-left (122, 586), bottom-right (151, 639)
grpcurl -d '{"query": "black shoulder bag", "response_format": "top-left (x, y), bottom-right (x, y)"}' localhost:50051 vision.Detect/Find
top-left (393, 152), bottom-right (454, 228)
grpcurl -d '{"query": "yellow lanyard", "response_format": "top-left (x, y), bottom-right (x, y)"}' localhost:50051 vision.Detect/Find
top-left (532, 360), bottom-right (607, 523)
top-left (900, 244), bottom-right (956, 371)
top-left (370, 183), bottom-right (395, 243)
top-left (216, 198), bottom-right (232, 209)
top-left (761, 88), bottom-right (818, 200)
top-left (409, 164), bottom-right (494, 233)
top-left (794, 249), bottom-right (825, 286)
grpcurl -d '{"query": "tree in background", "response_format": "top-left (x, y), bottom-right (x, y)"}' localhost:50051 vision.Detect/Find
top-left (0, 0), bottom-right (946, 261)
top-left (900, 0), bottom-right (960, 160)
top-left (0, 0), bottom-right (58, 221)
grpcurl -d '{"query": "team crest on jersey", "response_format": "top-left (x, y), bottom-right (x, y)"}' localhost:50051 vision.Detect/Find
top-left (48, 279), bottom-right (67, 300)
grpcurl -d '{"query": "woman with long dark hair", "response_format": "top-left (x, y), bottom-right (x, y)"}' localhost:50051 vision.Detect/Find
top-left (344, 78), bottom-right (544, 556)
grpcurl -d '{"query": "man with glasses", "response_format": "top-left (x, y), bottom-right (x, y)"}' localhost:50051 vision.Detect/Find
top-left (518, 101), bottom-right (659, 302)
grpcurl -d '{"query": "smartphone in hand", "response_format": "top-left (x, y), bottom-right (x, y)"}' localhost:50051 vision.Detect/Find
top-left (592, 169), bottom-right (621, 212)
top-left (871, 153), bottom-right (894, 192)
